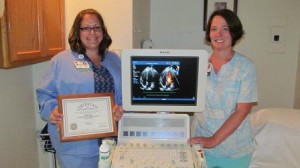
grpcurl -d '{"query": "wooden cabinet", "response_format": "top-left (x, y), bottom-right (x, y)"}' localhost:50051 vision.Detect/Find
top-left (0, 0), bottom-right (65, 68)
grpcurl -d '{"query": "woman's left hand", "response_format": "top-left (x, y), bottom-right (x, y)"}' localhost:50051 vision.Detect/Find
top-left (112, 105), bottom-right (124, 121)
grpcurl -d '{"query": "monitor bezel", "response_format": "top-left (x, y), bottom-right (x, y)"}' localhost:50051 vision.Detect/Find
top-left (121, 49), bottom-right (208, 113)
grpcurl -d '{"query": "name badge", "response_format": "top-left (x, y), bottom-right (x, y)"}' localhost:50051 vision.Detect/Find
top-left (74, 61), bottom-right (90, 69)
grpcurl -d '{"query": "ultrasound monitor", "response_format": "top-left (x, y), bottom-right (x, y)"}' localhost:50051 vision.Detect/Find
top-left (121, 49), bottom-right (208, 113)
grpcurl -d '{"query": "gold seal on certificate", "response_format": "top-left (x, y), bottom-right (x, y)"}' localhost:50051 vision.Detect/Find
top-left (57, 93), bottom-right (117, 142)
top-left (70, 123), bottom-right (77, 130)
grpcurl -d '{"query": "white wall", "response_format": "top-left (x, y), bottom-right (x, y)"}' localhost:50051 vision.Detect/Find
top-left (150, 0), bottom-right (300, 111)
top-left (32, 61), bottom-right (54, 168)
top-left (133, 0), bottom-right (151, 48)
top-left (151, 0), bottom-right (210, 51)
top-left (238, 0), bottom-right (300, 110)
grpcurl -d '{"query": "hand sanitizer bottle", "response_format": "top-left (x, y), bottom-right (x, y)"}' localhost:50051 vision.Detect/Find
top-left (99, 141), bottom-right (110, 168)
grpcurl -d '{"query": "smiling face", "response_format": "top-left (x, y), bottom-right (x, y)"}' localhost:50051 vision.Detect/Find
top-left (79, 14), bottom-right (103, 52)
top-left (209, 16), bottom-right (233, 51)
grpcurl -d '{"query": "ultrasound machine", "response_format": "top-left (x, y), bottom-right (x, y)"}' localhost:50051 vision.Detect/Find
top-left (111, 49), bottom-right (208, 168)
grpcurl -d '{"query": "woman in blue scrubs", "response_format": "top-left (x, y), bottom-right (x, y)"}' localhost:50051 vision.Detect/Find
top-left (36, 9), bottom-right (123, 168)
top-left (189, 9), bottom-right (258, 168)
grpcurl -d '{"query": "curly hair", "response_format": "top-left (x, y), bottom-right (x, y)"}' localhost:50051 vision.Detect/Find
top-left (68, 9), bottom-right (112, 61)
top-left (205, 9), bottom-right (244, 47)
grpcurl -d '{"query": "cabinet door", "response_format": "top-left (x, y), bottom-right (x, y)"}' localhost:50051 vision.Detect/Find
top-left (0, 0), bottom-right (65, 68)
top-left (6, 0), bottom-right (43, 62)
top-left (42, 0), bottom-right (65, 57)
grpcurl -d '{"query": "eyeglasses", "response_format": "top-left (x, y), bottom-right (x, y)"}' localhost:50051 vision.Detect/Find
top-left (80, 26), bottom-right (102, 32)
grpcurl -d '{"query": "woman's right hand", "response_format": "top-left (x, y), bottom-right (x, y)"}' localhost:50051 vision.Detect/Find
top-left (49, 106), bottom-right (63, 125)
top-left (188, 136), bottom-right (219, 148)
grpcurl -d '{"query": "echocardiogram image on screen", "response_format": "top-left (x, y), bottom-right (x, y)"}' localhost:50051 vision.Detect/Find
top-left (130, 56), bottom-right (199, 106)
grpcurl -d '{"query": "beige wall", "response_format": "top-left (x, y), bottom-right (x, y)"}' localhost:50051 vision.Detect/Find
top-left (294, 38), bottom-right (300, 108)
top-left (0, 66), bottom-right (38, 168)
top-left (64, 0), bottom-right (133, 50)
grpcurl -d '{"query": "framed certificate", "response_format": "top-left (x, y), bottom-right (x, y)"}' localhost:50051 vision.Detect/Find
top-left (58, 93), bottom-right (117, 142)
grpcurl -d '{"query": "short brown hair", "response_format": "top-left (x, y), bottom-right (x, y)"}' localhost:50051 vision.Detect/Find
top-left (205, 9), bottom-right (244, 46)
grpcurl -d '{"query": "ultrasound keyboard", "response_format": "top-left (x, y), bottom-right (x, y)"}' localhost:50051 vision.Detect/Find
top-left (112, 141), bottom-right (194, 168)
top-left (111, 113), bottom-right (197, 168)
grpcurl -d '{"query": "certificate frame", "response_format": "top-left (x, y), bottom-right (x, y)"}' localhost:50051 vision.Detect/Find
top-left (58, 93), bottom-right (117, 142)
top-left (203, 0), bottom-right (238, 31)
